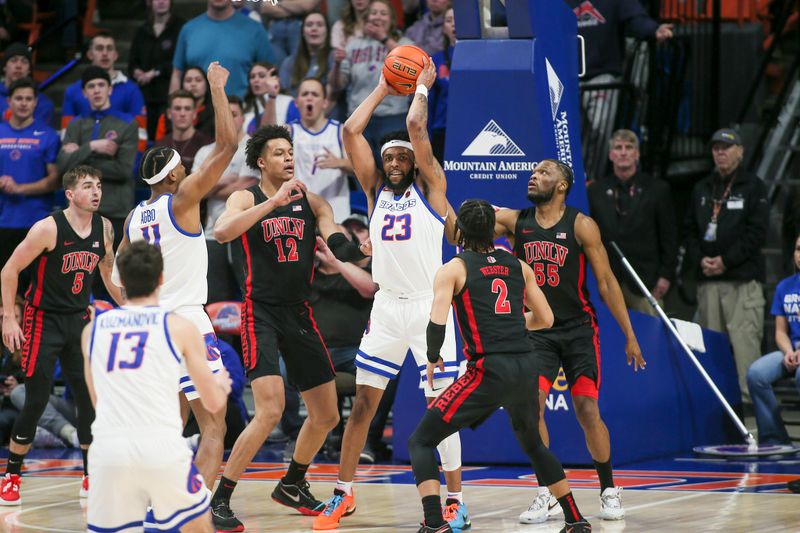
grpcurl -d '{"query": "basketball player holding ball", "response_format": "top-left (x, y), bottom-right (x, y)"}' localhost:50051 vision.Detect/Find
top-left (313, 57), bottom-right (470, 532)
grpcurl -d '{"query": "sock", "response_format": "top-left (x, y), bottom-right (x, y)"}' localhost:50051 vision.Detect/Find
top-left (557, 492), bottom-right (584, 524)
top-left (593, 459), bottom-right (614, 492)
top-left (213, 476), bottom-right (237, 503)
top-left (422, 494), bottom-right (445, 527)
top-left (282, 459), bottom-right (310, 485)
top-left (446, 491), bottom-right (463, 503)
top-left (336, 479), bottom-right (353, 496)
top-left (81, 448), bottom-right (89, 476)
top-left (6, 452), bottom-right (24, 476)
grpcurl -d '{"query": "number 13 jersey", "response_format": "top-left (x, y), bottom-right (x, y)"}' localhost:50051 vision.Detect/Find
top-left (370, 183), bottom-right (446, 297)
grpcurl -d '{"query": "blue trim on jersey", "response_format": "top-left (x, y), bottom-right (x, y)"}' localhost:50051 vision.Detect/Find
top-left (356, 350), bottom-right (402, 370)
top-left (88, 519), bottom-right (144, 532)
top-left (182, 384), bottom-right (197, 393)
top-left (417, 361), bottom-right (460, 371)
top-left (355, 359), bottom-right (396, 379)
top-left (369, 185), bottom-right (385, 225)
top-left (163, 313), bottom-right (181, 364)
top-left (291, 118), bottom-right (337, 137)
top-left (143, 490), bottom-right (210, 531)
top-left (420, 371), bottom-right (458, 382)
top-left (179, 375), bottom-right (192, 384)
top-left (336, 121), bottom-right (343, 154)
top-left (167, 194), bottom-right (202, 237)
top-left (412, 182), bottom-right (445, 225)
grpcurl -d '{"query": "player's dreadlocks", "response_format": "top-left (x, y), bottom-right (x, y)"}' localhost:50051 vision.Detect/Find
top-left (456, 199), bottom-right (496, 253)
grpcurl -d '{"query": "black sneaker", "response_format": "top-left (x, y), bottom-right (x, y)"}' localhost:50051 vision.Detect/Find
top-left (210, 500), bottom-right (244, 532)
top-left (417, 522), bottom-right (453, 533)
top-left (560, 519), bottom-right (592, 532)
top-left (271, 478), bottom-right (325, 516)
top-left (788, 478), bottom-right (800, 493)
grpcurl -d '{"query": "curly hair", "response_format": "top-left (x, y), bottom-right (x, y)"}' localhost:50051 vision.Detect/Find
top-left (456, 199), bottom-right (496, 252)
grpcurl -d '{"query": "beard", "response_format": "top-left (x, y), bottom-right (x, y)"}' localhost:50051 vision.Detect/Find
top-left (382, 168), bottom-right (415, 194)
top-left (527, 186), bottom-right (555, 204)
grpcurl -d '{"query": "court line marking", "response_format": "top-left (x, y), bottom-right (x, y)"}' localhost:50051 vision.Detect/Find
top-left (4, 499), bottom-right (82, 533)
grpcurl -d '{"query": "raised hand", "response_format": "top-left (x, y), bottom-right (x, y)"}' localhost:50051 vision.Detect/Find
top-left (272, 178), bottom-right (307, 207)
top-left (416, 57), bottom-right (437, 90)
top-left (207, 61), bottom-right (230, 89)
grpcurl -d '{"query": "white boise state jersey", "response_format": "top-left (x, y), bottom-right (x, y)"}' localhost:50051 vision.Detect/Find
top-left (370, 183), bottom-right (445, 296)
top-left (126, 194), bottom-right (208, 310)
top-left (290, 119), bottom-right (350, 222)
top-left (89, 306), bottom-right (183, 439)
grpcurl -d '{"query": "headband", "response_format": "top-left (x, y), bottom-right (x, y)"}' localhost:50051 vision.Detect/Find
top-left (380, 140), bottom-right (414, 157)
top-left (143, 149), bottom-right (181, 185)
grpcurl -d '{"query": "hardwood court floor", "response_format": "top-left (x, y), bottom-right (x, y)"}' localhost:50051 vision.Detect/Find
top-left (0, 457), bottom-right (799, 532)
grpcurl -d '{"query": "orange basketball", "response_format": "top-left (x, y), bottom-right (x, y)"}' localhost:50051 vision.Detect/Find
top-left (383, 45), bottom-right (428, 95)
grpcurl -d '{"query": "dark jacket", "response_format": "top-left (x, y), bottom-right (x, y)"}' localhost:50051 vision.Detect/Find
top-left (588, 171), bottom-right (678, 289)
top-left (565, 0), bottom-right (659, 79)
top-left (128, 16), bottom-right (185, 105)
top-left (683, 167), bottom-right (769, 283)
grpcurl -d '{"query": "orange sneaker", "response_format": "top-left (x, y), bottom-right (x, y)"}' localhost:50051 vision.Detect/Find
top-left (312, 489), bottom-right (356, 530)
top-left (79, 475), bottom-right (89, 498)
top-left (0, 474), bottom-right (21, 506)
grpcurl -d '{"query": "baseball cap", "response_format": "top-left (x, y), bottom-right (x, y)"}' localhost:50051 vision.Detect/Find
top-left (342, 213), bottom-right (369, 230)
top-left (3, 43), bottom-right (31, 67)
top-left (710, 128), bottom-right (742, 146)
top-left (81, 66), bottom-right (111, 87)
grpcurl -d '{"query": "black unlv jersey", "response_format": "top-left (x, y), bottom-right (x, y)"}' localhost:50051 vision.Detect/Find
top-left (238, 185), bottom-right (317, 305)
top-left (513, 205), bottom-right (595, 326)
top-left (25, 210), bottom-right (105, 313)
top-left (453, 250), bottom-right (531, 360)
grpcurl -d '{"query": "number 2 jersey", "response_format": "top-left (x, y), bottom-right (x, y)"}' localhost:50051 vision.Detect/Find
top-left (512, 205), bottom-right (595, 325)
top-left (453, 250), bottom-right (530, 360)
top-left (370, 183), bottom-right (445, 297)
top-left (25, 210), bottom-right (105, 313)
top-left (88, 306), bottom-right (183, 440)
top-left (235, 185), bottom-right (317, 305)
top-left (126, 194), bottom-right (208, 311)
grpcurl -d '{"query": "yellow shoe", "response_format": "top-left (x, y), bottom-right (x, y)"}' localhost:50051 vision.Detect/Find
top-left (312, 489), bottom-right (357, 530)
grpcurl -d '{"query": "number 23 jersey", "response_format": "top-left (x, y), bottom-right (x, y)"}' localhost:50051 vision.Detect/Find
top-left (370, 183), bottom-right (446, 297)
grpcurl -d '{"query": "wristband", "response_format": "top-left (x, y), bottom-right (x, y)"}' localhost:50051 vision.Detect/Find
top-left (426, 320), bottom-right (446, 363)
top-left (415, 85), bottom-right (428, 98)
top-left (327, 232), bottom-right (366, 262)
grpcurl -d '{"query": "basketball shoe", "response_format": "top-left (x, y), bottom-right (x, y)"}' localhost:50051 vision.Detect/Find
top-left (417, 522), bottom-right (453, 533)
top-left (271, 478), bottom-right (325, 516)
top-left (560, 519), bottom-right (592, 532)
top-left (0, 474), bottom-right (21, 505)
top-left (210, 499), bottom-right (244, 532)
top-left (312, 489), bottom-right (357, 530)
top-left (598, 487), bottom-right (625, 520)
top-left (79, 475), bottom-right (89, 498)
top-left (443, 499), bottom-right (471, 532)
top-left (519, 487), bottom-right (560, 523)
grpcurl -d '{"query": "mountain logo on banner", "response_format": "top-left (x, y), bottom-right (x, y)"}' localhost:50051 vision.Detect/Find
top-left (546, 58), bottom-right (564, 121)
top-left (462, 120), bottom-right (525, 157)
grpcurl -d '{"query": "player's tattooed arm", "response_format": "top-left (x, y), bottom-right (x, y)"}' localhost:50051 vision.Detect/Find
top-left (99, 218), bottom-right (124, 305)
top-left (576, 213), bottom-right (645, 370)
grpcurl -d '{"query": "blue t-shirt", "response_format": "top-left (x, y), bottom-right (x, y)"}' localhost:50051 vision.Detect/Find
top-left (0, 121), bottom-right (60, 229)
top-left (173, 12), bottom-right (275, 98)
top-left (771, 273), bottom-right (800, 346)
top-left (61, 77), bottom-right (146, 130)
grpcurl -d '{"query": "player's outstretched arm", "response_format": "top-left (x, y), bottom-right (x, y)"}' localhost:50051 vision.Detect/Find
top-left (80, 323), bottom-right (97, 407)
top-left (343, 78), bottom-right (393, 214)
top-left (520, 260), bottom-right (554, 330)
top-left (407, 58), bottom-right (447, 218)
top-left (426, 260), bottom-right (460, 383)
top-left (494, 208), bottom-right (519, 242)
top-left (309, 193), bottom-right (368, 262)
top-left (214, 179), bottom-right (307, 243)
top-left (98, 218), bottom-right (124, 305)
top-left (576, 213), bottom-right (645, 371)
top-left (173, 62), bottom-right (238, 211)
top-left (110, 211), bottom-right (133, 294)
top-left (168, 313), bottom-right (230, 413)
top-left (1, 218), bottom-right (56, 352)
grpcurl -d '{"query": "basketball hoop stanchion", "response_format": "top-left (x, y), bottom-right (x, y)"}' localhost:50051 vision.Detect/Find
top-left (608, 242), bottom-right (764, 454)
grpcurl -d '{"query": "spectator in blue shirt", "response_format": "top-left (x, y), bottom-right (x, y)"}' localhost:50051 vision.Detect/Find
top-left (0, 43), bottom-right (55, 128)
top-left (0, 79), bottom-right (60, 297)
top-left (747, 234), bottom-right (800, 445)
top-left (170, 0), bottom-right (275, 98)
top-left (428, 7), bottom-right (454, 163)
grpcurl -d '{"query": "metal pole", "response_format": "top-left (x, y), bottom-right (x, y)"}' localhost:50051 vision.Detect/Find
top-left (609, 241), bottom-right (756, 449)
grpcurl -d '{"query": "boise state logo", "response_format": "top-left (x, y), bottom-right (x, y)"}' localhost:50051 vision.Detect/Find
top-left (186, 463), bottom-right (204, 494)
top-left (203, 333), bottom-right (222, 362)
top-left (105, 130), bottom-right (118, 141)
top-left (9, 149), bottom-right (21, 161)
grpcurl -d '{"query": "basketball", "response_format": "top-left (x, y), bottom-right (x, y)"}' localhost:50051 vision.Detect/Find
top-left (383, 44), bottom-right (428, 95)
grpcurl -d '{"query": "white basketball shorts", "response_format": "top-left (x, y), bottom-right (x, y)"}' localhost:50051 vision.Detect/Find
top-left (174, 306), bottom-right (225, 401)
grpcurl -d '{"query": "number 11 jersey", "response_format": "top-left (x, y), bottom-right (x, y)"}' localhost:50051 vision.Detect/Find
top-left (370, 183), bottom-right (446, 297)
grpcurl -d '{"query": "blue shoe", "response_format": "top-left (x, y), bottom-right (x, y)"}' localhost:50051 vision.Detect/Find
top-left (443, 499), bottom-right (471, 532)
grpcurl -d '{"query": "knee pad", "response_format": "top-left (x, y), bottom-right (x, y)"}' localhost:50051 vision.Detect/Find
top-left (437, 432), bottom-right (462, 472)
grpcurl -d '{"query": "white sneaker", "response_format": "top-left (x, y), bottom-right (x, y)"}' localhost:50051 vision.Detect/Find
top-left (519, 487), bottom-right (560, 523)
top-left (598, 486), bottom-right (625, 520)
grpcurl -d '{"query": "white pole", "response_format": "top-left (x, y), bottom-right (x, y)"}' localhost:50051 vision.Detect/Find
top-left (609, 242), bottom-right (756, 449)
